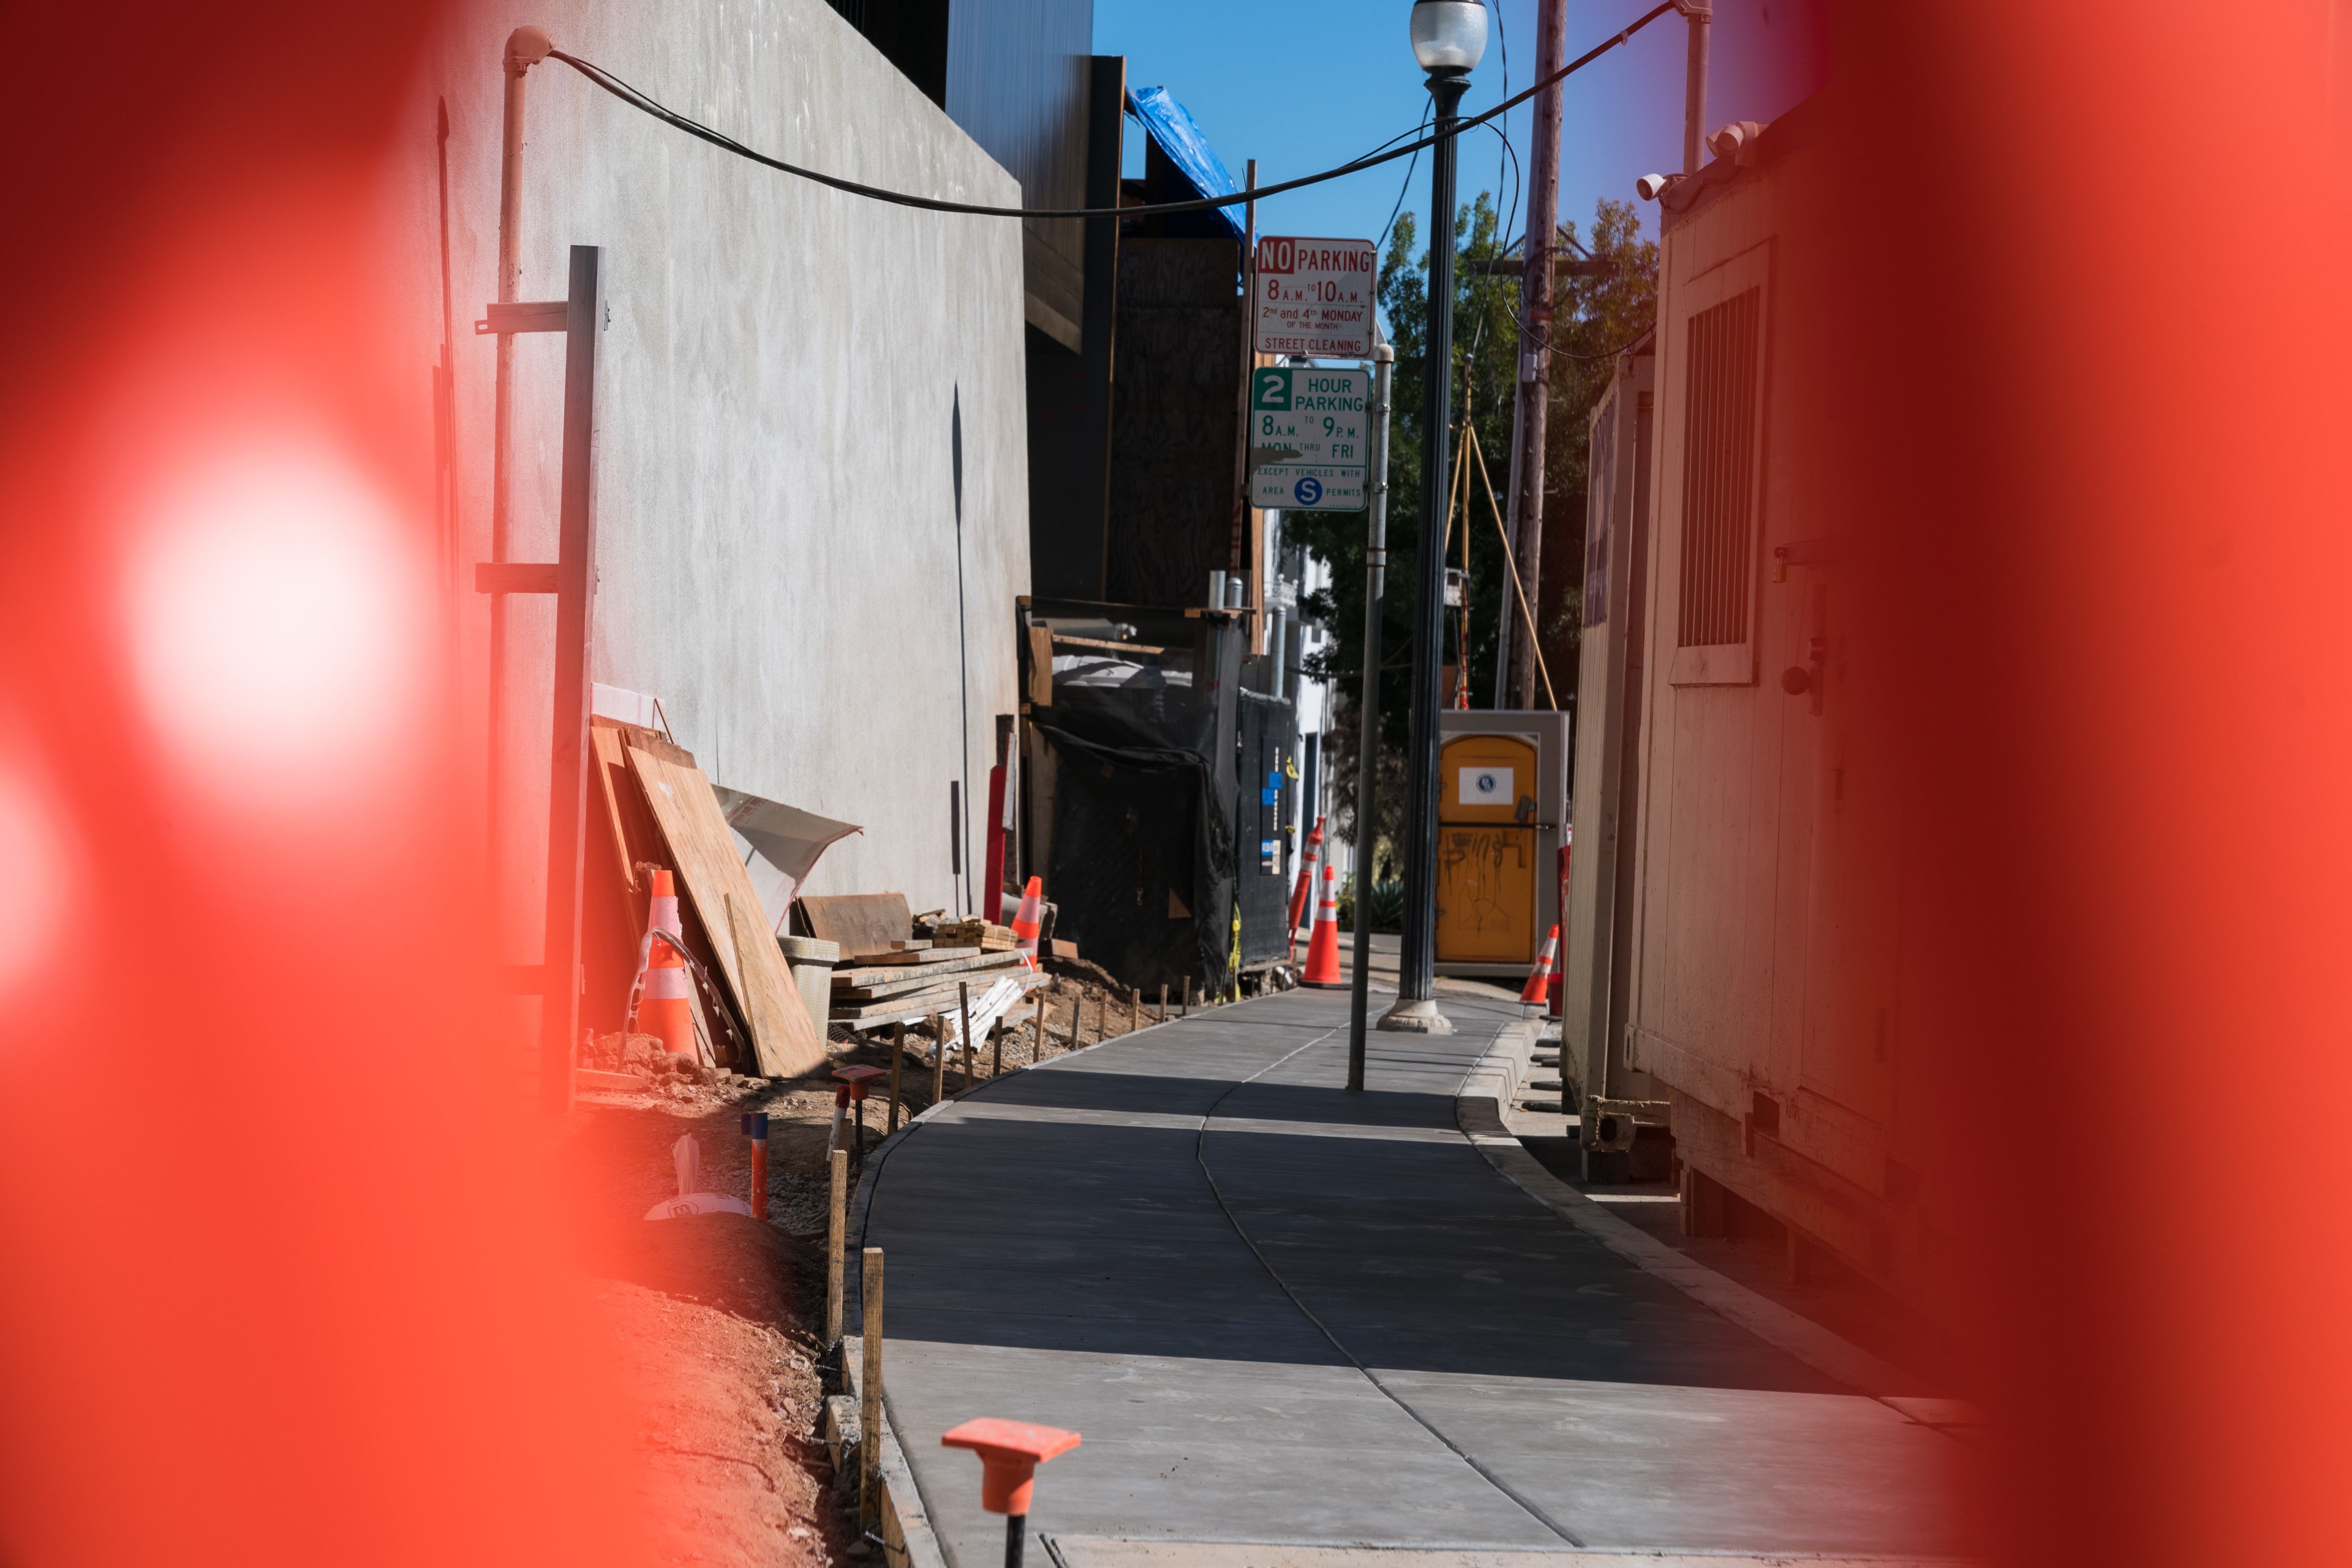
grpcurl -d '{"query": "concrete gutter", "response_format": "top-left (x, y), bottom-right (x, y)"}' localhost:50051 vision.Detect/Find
top-left (1454, 1020), bottom-right (1926, 1400)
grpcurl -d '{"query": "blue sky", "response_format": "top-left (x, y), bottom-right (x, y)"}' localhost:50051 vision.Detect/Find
top-left (1095, 0), bottom-right (1825, 258)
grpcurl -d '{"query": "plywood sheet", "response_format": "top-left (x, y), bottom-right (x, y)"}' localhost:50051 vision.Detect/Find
top-left (626, 742), bottom-right (824, 1077)
top-left (798, 893), bottom-right (913, 956)
top-left (591, 720), bottom-right (734, 1069)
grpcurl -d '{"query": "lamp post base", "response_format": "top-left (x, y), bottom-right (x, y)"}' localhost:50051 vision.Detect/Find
top-left (1376, 997), bottom-right (1454, 1034)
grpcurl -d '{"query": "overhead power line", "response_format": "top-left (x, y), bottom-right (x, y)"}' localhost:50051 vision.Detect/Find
top-left (545, 2), bottom-right (1675, 222)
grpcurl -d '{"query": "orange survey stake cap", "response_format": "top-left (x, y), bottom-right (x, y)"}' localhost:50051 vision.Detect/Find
top-left (941, 1417), bottom-right (1081, 1515)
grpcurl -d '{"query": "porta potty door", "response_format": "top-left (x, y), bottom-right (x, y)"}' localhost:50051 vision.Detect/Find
top-left (1434, 734), bottom-right (1540, 965)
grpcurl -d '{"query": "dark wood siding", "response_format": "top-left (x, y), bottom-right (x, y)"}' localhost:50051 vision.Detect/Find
top-left (1104, 238), bottom-right (1242, 608)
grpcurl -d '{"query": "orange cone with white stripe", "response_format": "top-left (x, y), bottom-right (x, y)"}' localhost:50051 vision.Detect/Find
top-left (1285, 815), bottom-right (1325, 963)
top-left (1301, 862), bottom-right (1345, 988)
top-left (641, 868), bottom-right (695, 1057)
top-left (1520, 924), bottom-right (1559, 1012)
top-left (1010, 875), bottom-right (1044, 967)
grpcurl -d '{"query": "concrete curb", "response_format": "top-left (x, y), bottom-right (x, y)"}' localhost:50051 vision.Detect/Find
top-left (1043, 1538), bottom-right (1972, 1568)
top-left (823, 1339), bottom-right (951, 1568)
top-left (1453, 1026), bottom-right (1925, 1400)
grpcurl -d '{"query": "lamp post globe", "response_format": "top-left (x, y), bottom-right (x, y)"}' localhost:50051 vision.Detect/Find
top-left (1409, 0), bottom-right (1489, 73)
top-left (1382, 1), bottom-right (1485, 1038)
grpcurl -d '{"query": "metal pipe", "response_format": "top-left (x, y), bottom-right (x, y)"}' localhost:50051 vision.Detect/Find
top-left (1390, 67), bottom-right (1469, 1032)
top-left (1347, 339), bottom-right (1395, 1091)
top-left (1682, 1), bottom-right (1712, 175)
top-left (1508, 0), bottom-right (1569, 711)
top-left (489, 25), bottom-right (552, 878)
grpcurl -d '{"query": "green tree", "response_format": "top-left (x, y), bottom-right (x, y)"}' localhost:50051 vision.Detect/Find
top-left (1291, 196), bottom-right (1658, 863)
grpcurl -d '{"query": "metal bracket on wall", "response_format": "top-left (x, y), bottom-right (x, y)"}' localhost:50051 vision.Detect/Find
top-left (475, 562), bottom-right (559, 594)
top-left (475, 299), bottom-right (570, 334)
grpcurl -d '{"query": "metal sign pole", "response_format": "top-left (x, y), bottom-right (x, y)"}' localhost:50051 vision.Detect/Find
top-left (1348, 339), bottom-right (1395, 1091)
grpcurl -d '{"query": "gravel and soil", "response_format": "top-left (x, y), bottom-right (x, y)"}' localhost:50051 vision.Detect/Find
top-left (552, 972), bottom-right (1162, 1564)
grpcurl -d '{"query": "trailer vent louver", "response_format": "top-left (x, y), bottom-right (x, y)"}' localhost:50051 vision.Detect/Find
top-left (1675, 286), bottom-right (1762, 650)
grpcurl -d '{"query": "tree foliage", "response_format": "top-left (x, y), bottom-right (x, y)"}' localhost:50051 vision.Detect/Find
top-left (1293, 195), bottom-right (1658, 859)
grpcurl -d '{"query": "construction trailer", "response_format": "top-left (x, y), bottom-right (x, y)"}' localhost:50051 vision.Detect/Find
top-left (1573, 102), bottom-right (1944, 1306)
top-left (1017, 597), bottom-right (1298, 994)
top-left (1431, 709), bottom-right (1572, 981)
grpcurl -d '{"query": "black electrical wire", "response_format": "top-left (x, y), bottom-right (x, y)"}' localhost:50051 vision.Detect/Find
top-left (1552, 320), bottom-right (1658, 360)
top-left (543, 1), bottom-right (1675, 222)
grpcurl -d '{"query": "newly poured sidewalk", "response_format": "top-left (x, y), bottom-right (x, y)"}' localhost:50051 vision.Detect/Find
top-left (852, 989), bottom-right (1972, 1565)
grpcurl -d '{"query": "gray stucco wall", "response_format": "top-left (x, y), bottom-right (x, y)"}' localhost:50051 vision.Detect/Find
top-left (387, 0), bottom-right (1031, 957)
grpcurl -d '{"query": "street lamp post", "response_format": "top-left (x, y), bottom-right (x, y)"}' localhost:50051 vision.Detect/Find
top-left (1382, 0), bottom-right (1487, 1037)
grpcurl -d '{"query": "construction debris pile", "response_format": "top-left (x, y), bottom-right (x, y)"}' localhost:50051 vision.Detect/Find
top-left (577, 1030), bottom-right (767, 1104)
top-left (795, 893), bottom-right (1049, 1049)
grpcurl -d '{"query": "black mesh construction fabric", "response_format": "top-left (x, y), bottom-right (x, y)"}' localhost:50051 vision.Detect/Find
top-left (1038, 725), bottom-right (1232, 991)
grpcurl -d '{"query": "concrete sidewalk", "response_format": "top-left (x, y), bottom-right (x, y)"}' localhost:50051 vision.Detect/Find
top-left (851, 989), bottom-right (1973, 1566)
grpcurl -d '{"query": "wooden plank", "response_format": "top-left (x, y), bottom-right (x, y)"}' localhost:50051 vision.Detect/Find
top-left (831, 949), bottom-right (1027, 990)
top-left (1050, 633), bottom-right (1170, 657)
top-left (625, 742), bottom-right (824, 1077)
top-left (830, 970), bottom-right (1046, 1023)
top-left (834, 962), bottom-right (1027, 1003)
top-left (1026, 624), bottom-right (1055, 706)
top-left (843, 940), bottom-right (932, 961)
top-left (799, 892), bottom-right (914, 955)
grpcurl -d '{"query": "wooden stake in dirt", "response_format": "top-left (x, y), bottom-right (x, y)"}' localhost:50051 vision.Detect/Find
top-left (859, 1246), bottom-right (884, 1520)
top-left (1031, 1001), bottom-right (1047, 1063)
top-left (991, 1017), bottom-right (1005, 1077)
top-left (928, 1012), bottom-right (945, 1105)
top-left (1065, 992), bottom-right (1084, 1054)
top-left (887, 1022), bottom-right (905, 1133)
top-left (957, 982), bottom-right (974, 1093)
top-left (826, 1146), bottom-right (848, 1346)
top-left (1129, 989), bottom-right (1141, 1035)
top-left (1182, 979), bottom-right (1193, 1016)
top-left (1158, 982), bottom-right (1168, 1023)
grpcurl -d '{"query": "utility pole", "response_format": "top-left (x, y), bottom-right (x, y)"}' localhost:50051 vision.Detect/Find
top-left (1504, 0), bottom-right (1568, 712)
top-left (1347, 337), bottom-right (1395, 1091)
top-left (1682, 1), bottom-right (1712, 175)
top-left (1229, 160), bottom-right (1261, 645)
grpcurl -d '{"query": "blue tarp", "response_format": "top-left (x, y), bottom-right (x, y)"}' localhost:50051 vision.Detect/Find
top-left (1126, 86), bottom-right (1246, 241)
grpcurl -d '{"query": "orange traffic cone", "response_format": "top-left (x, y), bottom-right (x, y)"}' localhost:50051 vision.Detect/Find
top-left (641, 868), bottom-right (696, 1057)
top-left (1286, 814), bottom-right (1325, 962)
top-left (1301, 862), bottom-right (1345, 988)
top-left (1010, 875), bottom-right (1044, 967)
top-left (1521, 924), bottom-right (1559, 1013)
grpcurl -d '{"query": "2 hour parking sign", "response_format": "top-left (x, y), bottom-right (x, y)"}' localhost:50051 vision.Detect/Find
top-left (1248, 366), bottom-right (1367, 511)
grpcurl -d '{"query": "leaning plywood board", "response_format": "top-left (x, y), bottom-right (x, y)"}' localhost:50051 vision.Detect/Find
top-left (590, 720), bottom-right (728, 1068)
top-left (626, 742), bottom-right (825, 1077)
top-left (798, 893), bottom-right (914, 956)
